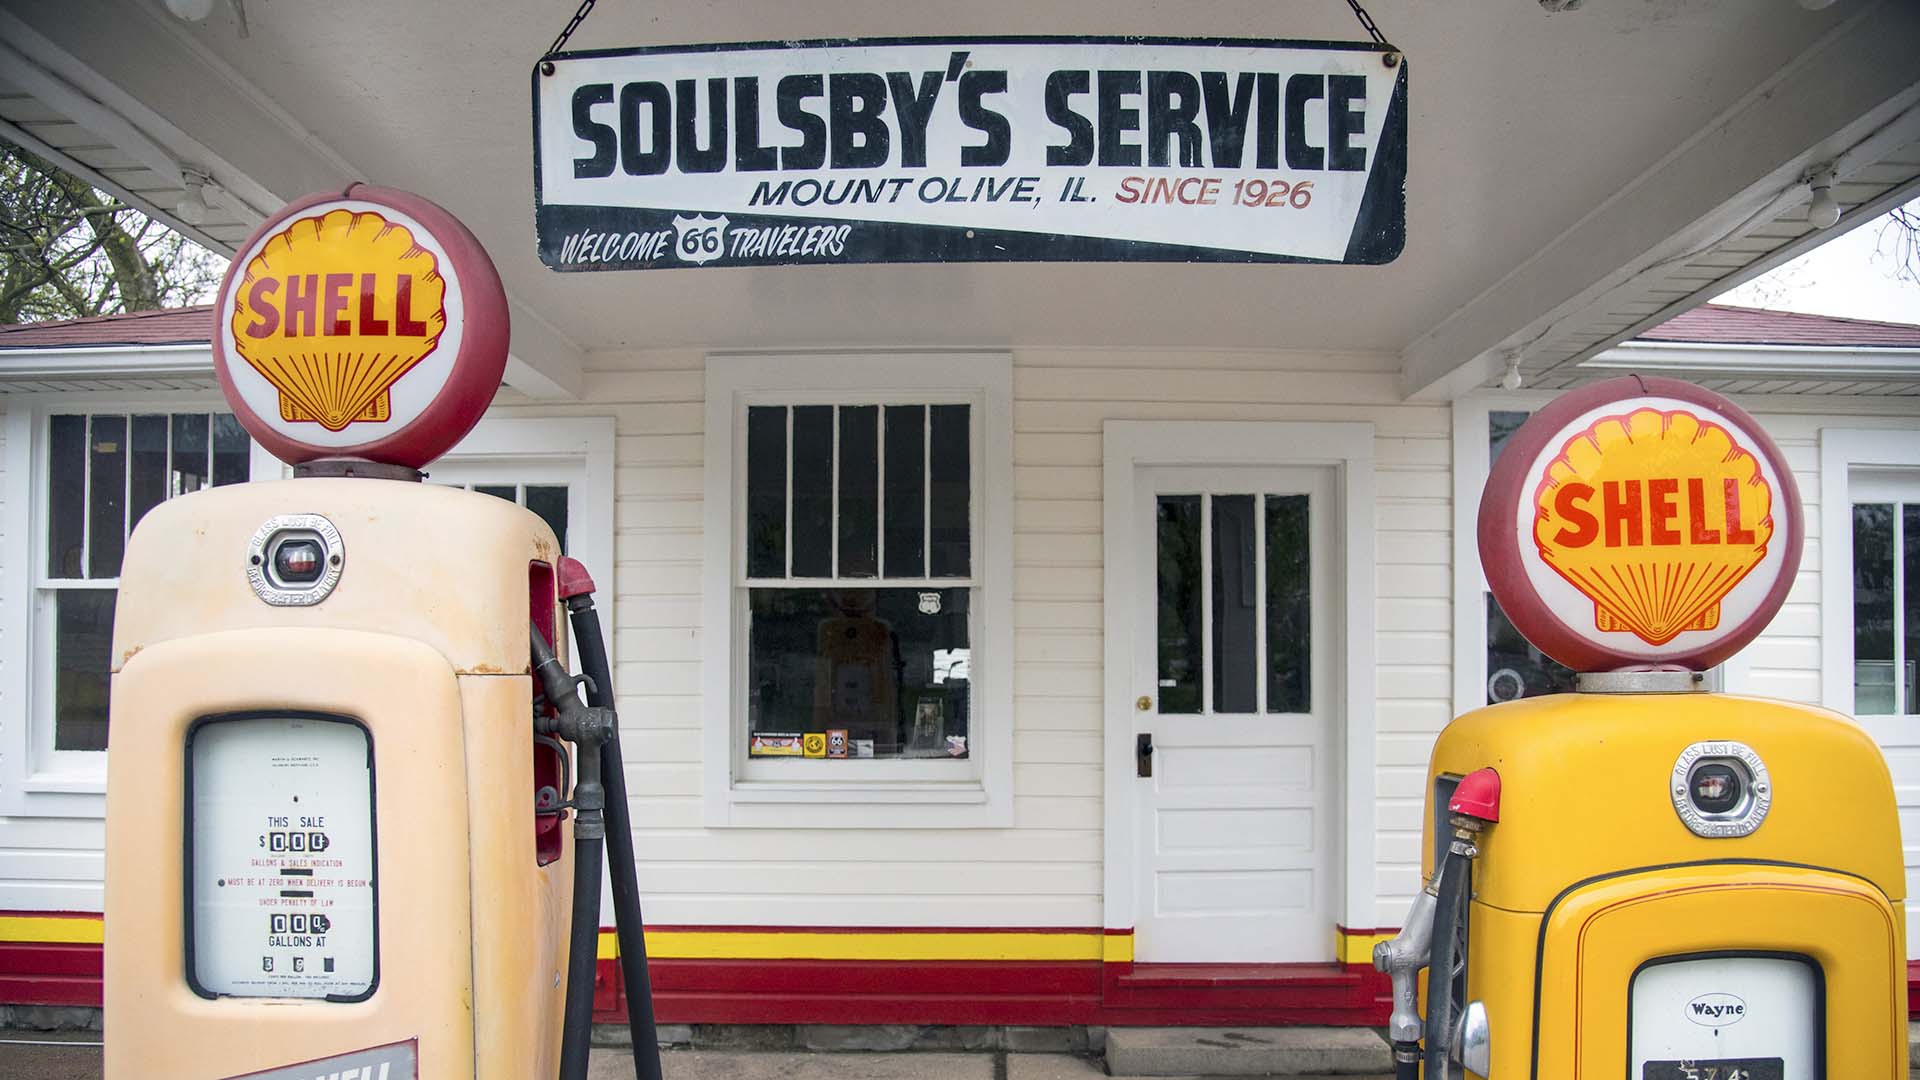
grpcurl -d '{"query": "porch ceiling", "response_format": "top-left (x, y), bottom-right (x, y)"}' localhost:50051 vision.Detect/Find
top-left (5, 0), bottom-right (1919, 398)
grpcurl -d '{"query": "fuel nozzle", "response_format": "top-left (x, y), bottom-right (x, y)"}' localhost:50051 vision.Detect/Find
top-left (1373, 767), bottom-right (1501, 1080)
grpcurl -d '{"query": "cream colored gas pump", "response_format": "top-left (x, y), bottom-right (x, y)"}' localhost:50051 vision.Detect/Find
top-left (102, 185), bottom-right (662, 1080)
top-left (1375, 377), bottom-right (1908, 1079)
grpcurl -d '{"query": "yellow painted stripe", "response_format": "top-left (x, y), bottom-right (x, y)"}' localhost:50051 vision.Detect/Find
top-left (0, 915), bottom-right (104, 945)
top-left (1336, 929), bottom-right (1394, 966)
top-left (596, 928), bottom-right (1120, 962)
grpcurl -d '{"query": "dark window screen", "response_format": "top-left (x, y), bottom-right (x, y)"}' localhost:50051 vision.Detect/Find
top-left (790, 406), bottom-right (834, 577)
top-left (883, 406), bottom-right (926, 578)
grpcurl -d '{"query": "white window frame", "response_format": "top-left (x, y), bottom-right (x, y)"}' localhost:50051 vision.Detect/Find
top-left (1819, 427), bottom-right (1920, 717)
top-left (2, 390), bottom-right (283, 818)
top-left (702, 353), bottom-right (1013, 828)
top-left (1, 401), bottom-right (613, 821)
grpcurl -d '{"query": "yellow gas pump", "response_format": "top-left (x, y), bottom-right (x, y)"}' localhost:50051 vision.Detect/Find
top-left (1377, 376), bottom-right (1908, 1079)
top-left (101, 185), bottom-right (663, 1080)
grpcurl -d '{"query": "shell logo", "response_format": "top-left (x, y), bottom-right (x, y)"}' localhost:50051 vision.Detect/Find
top-left (229, 208), bottom-right (447, 432)
top-left (213, 185), bottom-right (509, 470)
top-left (1478, 376), bottom-right (1802, 674)
top-left (1532, 407), bottom-right (1773, 647)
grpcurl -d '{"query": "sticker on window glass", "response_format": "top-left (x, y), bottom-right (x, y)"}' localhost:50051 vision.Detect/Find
top-left (189, 714), bottom-right (377, 1000)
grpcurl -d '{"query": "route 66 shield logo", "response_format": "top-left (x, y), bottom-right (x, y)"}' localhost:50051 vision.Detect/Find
top-left (918, 591), bottom-right (941, 615)
top-left (672, 214), bottom-right (728, 265)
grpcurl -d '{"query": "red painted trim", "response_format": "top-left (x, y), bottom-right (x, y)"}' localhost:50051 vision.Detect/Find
top-left (1477, 376), bottom-right (1803, 673)
top-left (592, 957), bottom-right (1388, 1027)
top-left (0, 942), bottom-right (103, 1007)
top-left (211, 184), bottom-right (510, 470)
top-left (25, 938), bottom-right (1915, 1029)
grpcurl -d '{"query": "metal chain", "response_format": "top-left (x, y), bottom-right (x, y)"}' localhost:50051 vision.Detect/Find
top-left (543, 0), bottom-right (599, 60)
top-left (1344, 0), bottom-right (1390, 47)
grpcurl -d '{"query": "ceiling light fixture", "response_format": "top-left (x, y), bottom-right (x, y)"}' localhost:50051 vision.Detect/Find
top-left (1501, 352), bottom-right (1525, 391)
top-left (1805, 168), bottom-right (1842, 229)
top-left (176, 172), bottom-right (212, 226)
top-left (163, 0), bottom-right (217, 21)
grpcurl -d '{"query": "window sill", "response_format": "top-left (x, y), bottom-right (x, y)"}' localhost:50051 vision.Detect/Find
top-left (709, 779), bottom-right (1010, 829)
top-left (728, 780), bottom-right (987, 804)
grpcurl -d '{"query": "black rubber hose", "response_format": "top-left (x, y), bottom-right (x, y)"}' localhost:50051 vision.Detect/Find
top-left (1394, 1048), bottom-right (1420, 1080)
top-left (1423, 850), bottom-right (1470, 1080)
top-left (568, 595), bottom-right (664, 1080)
top-left (558, 746), bottom-right (604, 1080)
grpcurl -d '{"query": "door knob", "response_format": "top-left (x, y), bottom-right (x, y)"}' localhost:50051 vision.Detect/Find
top-left (1136, 695), bottom-right (1152, 712)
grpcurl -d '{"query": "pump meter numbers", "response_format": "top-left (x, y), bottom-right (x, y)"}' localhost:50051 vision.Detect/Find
top-left (261, 829), bottom-right (331, 852)
top-left (188, 713), bottom-right (378, 1001)
top-left (1644, 1060), bottom-right (1783, 1080)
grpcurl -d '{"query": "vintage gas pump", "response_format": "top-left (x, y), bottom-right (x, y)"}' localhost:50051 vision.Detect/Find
top-left (101, 185), bottom-right (663, 1080)
top-left (1377, 376), bottom-right (1908, 1079)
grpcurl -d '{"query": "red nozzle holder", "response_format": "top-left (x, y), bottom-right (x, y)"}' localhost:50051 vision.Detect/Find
top-left (1448, 768), bottom-right (1501, 823)
top-left (556, 556), bottom-right (598, 600)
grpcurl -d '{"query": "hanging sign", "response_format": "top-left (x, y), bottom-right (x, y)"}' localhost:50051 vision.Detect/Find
top-left (1477, 376), bottom-right (1803, 673)
top-left (532, 37), bottom-right (1407, 270)
top-left (212, 184), bottom-right (510, 470)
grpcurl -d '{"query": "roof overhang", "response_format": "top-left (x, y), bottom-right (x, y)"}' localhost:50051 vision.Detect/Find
top-left (1, 0), bottom-right (1917, 402)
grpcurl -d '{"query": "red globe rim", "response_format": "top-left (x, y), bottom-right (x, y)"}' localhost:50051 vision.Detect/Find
top-left (1476, 375), bottom-right (1803, 674)
top-left (212, 183), bottom-right (509, 470)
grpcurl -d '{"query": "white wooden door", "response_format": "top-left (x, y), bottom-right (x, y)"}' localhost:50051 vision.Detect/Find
top-left (1847, 471), bottom-right (1920, 953)
top-left (1131, 465), bottom-right (1337, 963)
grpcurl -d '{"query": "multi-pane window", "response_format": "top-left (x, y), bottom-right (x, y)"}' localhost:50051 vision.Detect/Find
top-left (1853, 500), bottom-right (1919, 715)
top-left (1154, 492), bottom-right (1312, 715)
top-left (1483, 408), bottom-right (1574, 703)
top-left (43, 413), bottom-right (252, 751)
top-left (742, 403), bottom-right (972, 761)
top-left (444, 482), bottom-right (571, 554)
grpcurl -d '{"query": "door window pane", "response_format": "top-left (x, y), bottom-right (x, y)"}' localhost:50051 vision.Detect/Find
top-left (1906, 505), bottom-right (1918, 715)
top-left (883, 406), bottom-right (926, 578)
top-left (1854, 503), bottom-right (1896, 715)
top-left (87, 416), bottom-right (127, 579)
top-left (54, 589), bottom-right (116, 751)
top-left (526, 486), bottom-right (570, 555)
top-left (475, 484), bottom-right (516, 502)
top-left (1156, 495), bottom-right (1202, 714)
top-left (1266, 494), bottom-right (1311, 714)
top-left (790, 405), bottom-right (833, 577)
top-left (1487, 593), bottom-right (1575, 703)
top-left (47, 415), bottom-right (86, 578)
top-left (746, 406), bottom-right (787, 578)
top-left (1211, 494), bottom-right (1258, 713)
top-left (928, 404), bottom-right (970, 577)
top-left (837, 405), bottom-right (878, 578)
top-left (748, 587), bottom-right (969, 759)
top-left (1489, 410), bottom-right (1530, 466)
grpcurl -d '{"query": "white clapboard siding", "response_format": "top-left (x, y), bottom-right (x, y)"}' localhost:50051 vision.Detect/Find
top-left (8, 375), bottom-right (1920, 940)
top-left (1729, 405), bottom-right (1920, 954)
top-left (487, 346), bottom-right (1454, 930)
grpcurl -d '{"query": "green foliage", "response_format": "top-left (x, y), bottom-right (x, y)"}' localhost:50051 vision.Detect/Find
top-left (0, 139), bottom-right (228, 323)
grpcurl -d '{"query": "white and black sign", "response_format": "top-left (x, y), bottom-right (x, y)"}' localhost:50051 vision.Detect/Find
top-left (189, 714), bottom-right (378, 1000)
top-left (533, 37), bottom-right (1407, 269)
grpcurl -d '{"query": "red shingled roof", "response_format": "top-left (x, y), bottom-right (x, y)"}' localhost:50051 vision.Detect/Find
top-left (1640, 303), bottom-right (1920, 348)
top-left (0, 305), bottom-right (213, 349)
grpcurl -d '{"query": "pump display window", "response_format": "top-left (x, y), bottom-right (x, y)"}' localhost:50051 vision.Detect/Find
top-left (42, 412), bottom-right (252, 752)
top-left (741, 402), bottom-right (973, 761)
